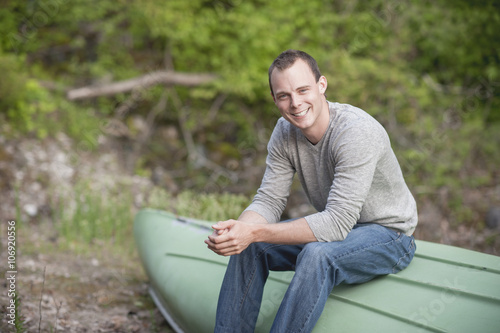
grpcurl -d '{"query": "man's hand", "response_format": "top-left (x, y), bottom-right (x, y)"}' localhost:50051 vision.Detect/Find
top-left (204, 212), bottom-right (317, 256)
top-left (205, 219), bottom-right (256, 256)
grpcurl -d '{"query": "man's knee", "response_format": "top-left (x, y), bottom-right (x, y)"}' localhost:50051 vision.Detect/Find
top-left (297, 242), bottom-right (332, 265)
top-left (232, 242), bottom-right (274, 263)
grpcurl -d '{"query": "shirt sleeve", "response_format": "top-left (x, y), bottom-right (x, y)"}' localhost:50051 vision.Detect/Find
top-left (305, 119), bottom-right (386, 242)
top-left (243, 120), bottom-right (295, 223)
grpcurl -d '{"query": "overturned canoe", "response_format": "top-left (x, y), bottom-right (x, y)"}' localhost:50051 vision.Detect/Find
top-left (134, 208), bottom-right (500, 333)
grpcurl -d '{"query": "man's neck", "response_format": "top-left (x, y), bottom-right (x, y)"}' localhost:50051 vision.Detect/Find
top-left (302, 100), bottom-right (330, 145)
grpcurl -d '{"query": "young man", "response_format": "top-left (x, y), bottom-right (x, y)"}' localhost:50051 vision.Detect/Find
top-left (205, 49), bottom-right (418, 332)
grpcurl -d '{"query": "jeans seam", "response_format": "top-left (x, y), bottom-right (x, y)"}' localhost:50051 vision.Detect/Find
top-left (298, 261), bottom-right (334, 333)
top-left (392, 236), bottom-right (415, 273)
top-left (238, 243), bottom-right (282, 310)
top-left (330, 237), bottom-right (395, 261)
top-left (328, 226), bottom-right (401, 261)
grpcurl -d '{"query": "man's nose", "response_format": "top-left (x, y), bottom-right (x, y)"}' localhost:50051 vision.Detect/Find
top-left (290, 94), bottom-right (302, 108)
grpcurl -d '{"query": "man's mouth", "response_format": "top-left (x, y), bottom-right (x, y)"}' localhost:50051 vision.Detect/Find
top-left (292, 108), bottom-right (310, 117)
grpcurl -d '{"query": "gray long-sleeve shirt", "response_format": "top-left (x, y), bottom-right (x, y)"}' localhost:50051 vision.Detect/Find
top-left (245, 101), bottom-right (418, 242)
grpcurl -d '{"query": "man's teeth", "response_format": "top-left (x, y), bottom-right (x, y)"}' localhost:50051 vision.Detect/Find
top-left (293, 108), bottom-right (309, 117)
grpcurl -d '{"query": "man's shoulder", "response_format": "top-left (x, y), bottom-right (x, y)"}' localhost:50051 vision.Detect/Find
top-left (328, 101), bottom-right (385, 131)
top-left (268, 117), bottom-right (291, 145)
top-left (268, 117), bottom-right (304, 154)
top-left (329, 101), bottom-right (374, 121)
top-left (325, 102), bottom-right (389, 150)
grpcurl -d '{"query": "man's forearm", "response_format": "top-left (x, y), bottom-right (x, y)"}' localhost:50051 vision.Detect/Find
top-left (238, 210), bottom-right (269, 224)
top-left (251, 217), bottom-right (318, 244)
top-left (206, 213), bottom-right (318, 256)
top-left (239, 211), bottom-right (317, 244)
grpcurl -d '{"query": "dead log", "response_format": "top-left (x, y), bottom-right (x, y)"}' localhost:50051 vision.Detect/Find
top-left (67, 71), bottom-right (217, 100)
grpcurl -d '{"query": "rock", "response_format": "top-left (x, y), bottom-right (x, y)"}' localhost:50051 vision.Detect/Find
top-left (486, 207), bottom-right (500, 230)
top-left (24, 203), bottom-right (38, 217)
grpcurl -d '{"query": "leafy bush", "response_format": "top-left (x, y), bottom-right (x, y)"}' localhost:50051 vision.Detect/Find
top-left (1, 0), bottom-right (499, 232)
top-left (51, 178), bottom-right (250, 253)
top-left (0, 54), bottom-right (54, 137)
top-left (148, 187), bottom-right (251, 222)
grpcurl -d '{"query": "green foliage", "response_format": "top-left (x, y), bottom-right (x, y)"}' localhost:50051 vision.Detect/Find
top-left (0, 54), bottom-right (55, 137)
top-left (0, 54), bottom-right (27, 116)
top-left (54, 180), bottom-right (134, 250)
top-left (0, 0), bottom-right (499, 229)
top-left (138, 0), bottom-right (345, 100)
top-left (51, 177), bottom-right (249, 253)
top-left (0, 52), bottom-right (105, 145)
top-left (404, 0), bottom-right (500, 84)
top-left (0, 1), bottom-right (28, 54)
top-left (175, 190), bottom-right (251, 221)
top-left (13, 292), bottom-right (27, 333)
top-left (147, 187), bottom-right (251, 221)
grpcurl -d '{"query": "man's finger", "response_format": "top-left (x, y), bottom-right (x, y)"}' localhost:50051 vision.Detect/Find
top-left (208, 232), bottom-right (230, 244)
top-left (216, 245), bottom-right (242, 256)
top-left (217, 228), bottom-right (228, 235)
top-left (212, 219), bottom-right (236, 230)
top-left (205, 236), bottom-right (234, 250)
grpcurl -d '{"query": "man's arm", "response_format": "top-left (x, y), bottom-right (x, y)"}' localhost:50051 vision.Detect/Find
top-left (238, 210), bottom-right (269, 224)
top-left (205, 211), bottom-right (317, 256)
top-left (205, 121), bottom-right (314, 256)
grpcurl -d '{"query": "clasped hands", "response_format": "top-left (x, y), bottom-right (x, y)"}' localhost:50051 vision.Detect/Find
top-left (205, 219), bottom-right (256, 256)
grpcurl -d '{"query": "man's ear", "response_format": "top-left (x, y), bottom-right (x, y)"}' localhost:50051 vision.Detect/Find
top-left (318, 76), bottom-right (327, 95)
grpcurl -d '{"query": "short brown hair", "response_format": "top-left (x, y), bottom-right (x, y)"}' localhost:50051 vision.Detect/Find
top-left (268, 49), bottom-right (322, 96)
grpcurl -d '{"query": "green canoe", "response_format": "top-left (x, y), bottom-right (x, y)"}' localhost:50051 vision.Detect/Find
top-left (134, 208), bottom-right (500, 333)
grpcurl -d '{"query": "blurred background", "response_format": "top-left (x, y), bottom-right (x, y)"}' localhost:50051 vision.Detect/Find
top-left (1, 0), bottom-right (499, 331)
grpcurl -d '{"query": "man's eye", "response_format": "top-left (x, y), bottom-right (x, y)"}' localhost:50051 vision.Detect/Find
top-left (278, 95), bottom-right (287, 100)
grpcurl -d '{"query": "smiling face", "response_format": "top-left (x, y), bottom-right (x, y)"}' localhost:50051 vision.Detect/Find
top-left (270, 59), bottom-right (329, 144)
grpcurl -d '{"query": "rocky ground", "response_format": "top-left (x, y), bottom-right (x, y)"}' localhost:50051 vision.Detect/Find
top-left (0, 133), bottom-right (499, 332)
top-left (1, 246), bottom-right (173, 333)
top-left (0, 134), bottom-right (175, 332)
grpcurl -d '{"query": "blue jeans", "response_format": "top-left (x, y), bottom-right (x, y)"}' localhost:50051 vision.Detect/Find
top-left (214, 223), bottom-right (416, 333)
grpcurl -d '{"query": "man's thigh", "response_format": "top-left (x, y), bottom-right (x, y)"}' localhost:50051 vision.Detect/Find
top-left (243, 242), bottom-right (305, 272)
top-left (297, 223), bottom-right (415, 284)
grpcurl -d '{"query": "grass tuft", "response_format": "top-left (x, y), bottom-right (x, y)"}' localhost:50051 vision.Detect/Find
top-left (49, 179), bottom-right (250, 254)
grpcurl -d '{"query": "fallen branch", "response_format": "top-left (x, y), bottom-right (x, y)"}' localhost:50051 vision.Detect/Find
top-left (67, 71), bottom-right (217, 100)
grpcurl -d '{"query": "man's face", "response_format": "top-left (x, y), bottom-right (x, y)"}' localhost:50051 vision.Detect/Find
top-left (270, 59), bottom-right (328, 142)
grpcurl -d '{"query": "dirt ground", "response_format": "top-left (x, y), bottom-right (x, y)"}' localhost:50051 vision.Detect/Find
top-left (0, 235), bottom-right (174, 333)
top-left (0, 136), bottom-right (173, 332)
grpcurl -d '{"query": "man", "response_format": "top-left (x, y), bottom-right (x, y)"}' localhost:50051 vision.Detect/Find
top-left (205, 49), bottom-right (417, 332)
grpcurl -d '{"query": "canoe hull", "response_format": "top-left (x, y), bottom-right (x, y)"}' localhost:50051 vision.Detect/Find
top-left (134, 208), bottom-right (500, 333)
